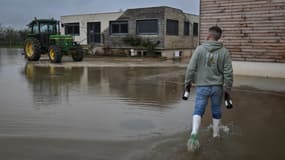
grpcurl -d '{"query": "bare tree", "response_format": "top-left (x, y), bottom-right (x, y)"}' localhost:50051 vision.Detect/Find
top-left (0, 24), bottom-right (28, 48)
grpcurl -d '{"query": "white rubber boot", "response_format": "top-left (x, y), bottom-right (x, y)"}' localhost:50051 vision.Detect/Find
top-left (187, 115), bottom-right (201, 152)
top-left (191, 115), bottom-right (201, 135)
top-left (213, 118), bottom-right (221, 138)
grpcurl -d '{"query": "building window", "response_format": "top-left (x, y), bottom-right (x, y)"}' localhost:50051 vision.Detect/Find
top-left (40, 23), bottom-right (57, 33)
top-left (167, 19), bottom-right (179, 36)
top-left (32, 25), bottom-right (39, 34)
top-left (184, 22), bottom-right (190, 36)
top-left (193, 22), bottom-right (199, 36)
top-left (136, 19), bottom-right (159, 35)
top-left (64, 23), bottom-right (80, 36)
top-left (110, 21), bottom-right (128, 34)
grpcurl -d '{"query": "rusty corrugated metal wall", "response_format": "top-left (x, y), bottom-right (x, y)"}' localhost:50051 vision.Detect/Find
top-left (200, 0), bottom-right (285, 63)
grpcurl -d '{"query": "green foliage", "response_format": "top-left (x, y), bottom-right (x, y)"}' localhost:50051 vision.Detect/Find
top-left (123, 35), bottom-right (142, 47)
top-left (141, 39), bottom-right (160, 55)
top-left (123, 35), bottom-right (160, 56)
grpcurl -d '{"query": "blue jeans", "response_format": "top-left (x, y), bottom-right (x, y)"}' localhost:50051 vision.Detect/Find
top-left (193, 86), bottom-right (223, 119)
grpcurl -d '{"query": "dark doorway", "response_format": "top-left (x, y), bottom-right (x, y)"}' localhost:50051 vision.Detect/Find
top-left (87, 22), bottom-right (101, 44)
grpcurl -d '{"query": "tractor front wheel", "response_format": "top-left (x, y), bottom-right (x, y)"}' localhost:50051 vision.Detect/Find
top-left (70, 46), bottom-right (84, 62)
top-left (24, 38), bottom-right (41, 61)
top-left (48, 45), bottom-right (62, 63)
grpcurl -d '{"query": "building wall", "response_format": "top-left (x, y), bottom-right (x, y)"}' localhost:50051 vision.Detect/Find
top-left (60, 12), bottom-right (123, 45)
top-left (104, 7), bottom-right (166, 49)
top-left (185, 14), bottom-right (200, 48)
top-left (164, 7), bottom-right (199, 50)
top-left (200, 0), bottom-right (285, 63)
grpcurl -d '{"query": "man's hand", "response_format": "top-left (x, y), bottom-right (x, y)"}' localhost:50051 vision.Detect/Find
top-left (224, 87), bottom-right (232, 97)
top-left (185, 83), bottom-right (192, 92)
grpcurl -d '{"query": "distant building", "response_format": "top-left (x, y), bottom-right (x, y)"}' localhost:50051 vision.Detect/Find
top-left (61, 6), bottom-right (199, 58)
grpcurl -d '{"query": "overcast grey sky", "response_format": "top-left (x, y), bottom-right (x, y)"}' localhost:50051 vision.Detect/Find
top-left (0, 0), bottom-right (199, 29)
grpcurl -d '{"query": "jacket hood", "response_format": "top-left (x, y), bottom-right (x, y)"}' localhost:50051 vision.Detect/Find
top-left (202, 41), bottom-right (223, 52)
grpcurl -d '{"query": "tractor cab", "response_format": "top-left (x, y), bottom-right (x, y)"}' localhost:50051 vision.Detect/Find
top-left (28, 18), bottom-right (60, 35)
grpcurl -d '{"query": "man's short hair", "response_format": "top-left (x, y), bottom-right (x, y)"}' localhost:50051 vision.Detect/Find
top-left (209, 26), bottom-right (222, 40)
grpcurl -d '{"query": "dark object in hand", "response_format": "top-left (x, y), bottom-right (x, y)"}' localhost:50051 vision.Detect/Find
top-left (224, 92), bottom-right (233, 109)
top-left (182, 85), bottom-right (191, 100)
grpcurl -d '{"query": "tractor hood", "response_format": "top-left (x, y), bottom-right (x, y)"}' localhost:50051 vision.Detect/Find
top-left (49, 35), bottom-right (77, 53)
top-left (49, 35), bottom-right (73, 40)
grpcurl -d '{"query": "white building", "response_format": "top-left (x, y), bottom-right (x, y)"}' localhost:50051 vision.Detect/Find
top-left (61, 11), bottom-right (123, 45)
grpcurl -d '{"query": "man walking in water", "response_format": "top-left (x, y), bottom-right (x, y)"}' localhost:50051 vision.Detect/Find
top-left (184, 26), bottom-right (233, 151)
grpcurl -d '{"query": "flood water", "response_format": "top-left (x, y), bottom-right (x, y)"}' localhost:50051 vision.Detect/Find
top-left (0, 48), bottom-right (285, 160)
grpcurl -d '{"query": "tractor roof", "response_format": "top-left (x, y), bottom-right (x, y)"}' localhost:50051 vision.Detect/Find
top-left (28, 18), bottom-right (59, 26)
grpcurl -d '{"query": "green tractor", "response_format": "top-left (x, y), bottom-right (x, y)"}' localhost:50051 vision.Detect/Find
top-left (24, 18), bottom-right (84, 63)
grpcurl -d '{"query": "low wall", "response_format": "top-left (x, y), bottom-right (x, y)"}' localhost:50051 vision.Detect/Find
top-left (233, 61), bottom-right (285, 78)
top-left (161, 49), bottom-right (194, 59)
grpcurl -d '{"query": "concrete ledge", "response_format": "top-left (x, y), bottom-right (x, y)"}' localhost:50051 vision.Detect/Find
top-left (233, 61), bottom-right (285, 78)
top-left (31, 56), bottom-right (285, 79)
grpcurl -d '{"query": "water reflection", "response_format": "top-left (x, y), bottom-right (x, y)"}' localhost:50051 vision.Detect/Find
top-left (86, 67), bottom-right (185, 106)
top-left (19, 63), bottom-right (191, 139)
top-left (0, 48), bottom-right (23, 69)
top-left (23, 63), bottom-right (84, 106)
top-left (23, 64), bottom-right (186, 108)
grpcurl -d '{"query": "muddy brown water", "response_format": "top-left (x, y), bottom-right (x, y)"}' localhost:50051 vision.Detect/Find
top-left (0, 48), bottom-right (285, 160)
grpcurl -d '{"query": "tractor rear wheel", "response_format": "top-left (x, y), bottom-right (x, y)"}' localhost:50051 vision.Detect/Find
top-left (70, 46), bottom-right (84, 62)
top-left (48, 45), bottom-right (62, 63)
top-left (24, 38), bottom-right (41, 61)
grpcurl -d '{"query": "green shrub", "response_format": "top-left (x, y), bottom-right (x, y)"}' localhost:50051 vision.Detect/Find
top-left (123, 35), bottom-right (160, 56)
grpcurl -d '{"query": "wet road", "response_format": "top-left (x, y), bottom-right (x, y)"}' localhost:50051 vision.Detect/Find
top-left (0, 48), bottom-right (285, 160)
